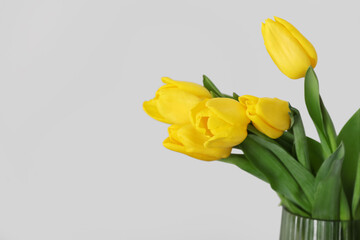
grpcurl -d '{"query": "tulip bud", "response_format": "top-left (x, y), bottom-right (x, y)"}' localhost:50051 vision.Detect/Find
top-left (239, 95), bottom-right (290, 139)
top-left (163, 124), bottom-right (232, 161)
top-left (190, 98), bottom-right (250, 148)
top-left (143, 77), bottom-right (212, 124)
top-left (261, 17), bottom-right (317, 79)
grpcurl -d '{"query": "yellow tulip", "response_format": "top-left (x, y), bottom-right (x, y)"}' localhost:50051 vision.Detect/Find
top-left (261, 17), bottom-right (317, 79)
top-left (143, 77), bottom-right (212, 124)
top-left (163, 124), bottom-right (232, 161)
top-left (190, 98), bottom-right (250, 148)
top-left (239, 95), bottom-right (290, 139)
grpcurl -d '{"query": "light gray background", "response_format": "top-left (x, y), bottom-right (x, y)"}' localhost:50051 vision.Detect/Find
top-left (0, 0), bottom-right (359, 239)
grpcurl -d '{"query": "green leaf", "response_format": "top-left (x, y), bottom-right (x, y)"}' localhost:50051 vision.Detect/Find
top-left (247, 134), bottom-right (315, 206)
top-left (275, 136), bottom-right (293, 155)
top-left (352, 154), bottom-right (360, 219)
top-left (219, 154), bottom-right (268, 183)
top-left (277, 193), bottom-right (311, 217)
top-left (281, 131), bottom-right (294, 143)
top-left (320, 97), bottom-right (338, 152)
top-left (290, 107), bottom-right (311, 171)
top-left (210, 91), bottom-right (221, 98)
top-left (248, 125), bottom-right (293, 155)
top-left (233, 92), bottom-right (239, 100)
top-left (203, 75), bottom-right (222, 97)
top-left (222, 93), bottom-right (235, 99)
top-left (337, 108), bottom-right (360, 203)
top-left (307, 137), bottom-right (324, 174)
top-left (312, 144), bottom-right (345, 220)
top-left (304, 67), bottom-right (331, 156)
top-left (240, 136), bottom-right (312, 213)
top-left (340, 188), bottom-right (351, 221)
top-left (304, 67), bottom-right (323, 133)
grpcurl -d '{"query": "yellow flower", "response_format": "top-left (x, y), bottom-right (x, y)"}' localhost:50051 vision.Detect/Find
top-left (163, 124), bottom-right (232, 161)
top-left (239, 95), bottom-right (290, 139)
top-left (190, 98), bottom-right (250, 148)
top-left (261, 17), bottom-right (317, 79)
top-left (143, 77), bottom-right (212, 124)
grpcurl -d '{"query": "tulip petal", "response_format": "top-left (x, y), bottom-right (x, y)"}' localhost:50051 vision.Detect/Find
top-left (206, 131), bottom-right (248, 148)
top-left (143, 99), bottom-right (170, 124)
top-left (274, 16), bottom-right (317, 68)
top-left (205, 114), bottom-right (247, 148)
top-left (143, 77), bottom-right (212, 124)
top-left (256, 97), bottom-right (291, 131)
top-left (250, 115), bottom-right (284, 139)
top-left (155, 86), bottom-right (205, 124)
top-left (163, 124), bottom-right (232, 161)
top-left (163, 125), bottom-right (186, 152)
top-left (162, 77), bottom-right (212, 99)
top-left (205, 98), bottom-right (249, 126)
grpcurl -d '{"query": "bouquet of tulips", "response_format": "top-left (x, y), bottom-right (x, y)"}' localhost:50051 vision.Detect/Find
top-left (143, 17), bottom-right (360, 221)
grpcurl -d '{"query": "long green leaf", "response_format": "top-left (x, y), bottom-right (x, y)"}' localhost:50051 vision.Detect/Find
top-left (337, 108), bottom-right (360, 202)
top-left (210, 91), bottom-right (221, 98)
top-left (304, 67), bottom-right (323, 135)
top-left (352, 154), bottom-right (360, 219)
top-left (290, 107), bottom-right (311, 171)
top-left (219, 154), bottom-right (268, 183)
top-left (248, 125), bottom-right (292, 153)
top-left (304, 67), bottom-right (331, 156)
top-left (281, 131), bottom-right (294, 143)
top-left (312, 144), bottom-right (345, 220)
top-left (275, 136), bottom-right (293, 155)
top-left (277, 193), bottom-right (311, 217)
top-left (340, 188), bottom-right (351, 221)
top-left (203, 75), bottom-right (222, 97)
top-left (320, 97), bottom-right (338, 152)
top-left (240, 136), bottom-right (312, 213)
top-left (233, 92), bottom-right (240, 100)
top-left (248, 134), bottom-right (315, 206)
top-left (307, 137), bottom-right (324, 174)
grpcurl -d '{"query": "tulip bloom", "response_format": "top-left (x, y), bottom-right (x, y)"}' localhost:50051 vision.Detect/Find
top-left (163, 124), bottom-right (232, 161)
top-left (239, 95), bottom-right (290, 139)
top-left (190, 98), bottom-right (250, 148)
top-left (143, 77), bottom-right (212, 124)
top-left (261, 17), bottom-right (317, 79)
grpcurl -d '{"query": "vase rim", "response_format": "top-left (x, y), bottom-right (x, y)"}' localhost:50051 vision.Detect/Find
top-left (282, 207), bottom-right (360, 223)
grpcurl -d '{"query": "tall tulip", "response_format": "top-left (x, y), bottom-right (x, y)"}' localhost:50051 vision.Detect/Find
top-left (261, 17), bottom-right (317, 79)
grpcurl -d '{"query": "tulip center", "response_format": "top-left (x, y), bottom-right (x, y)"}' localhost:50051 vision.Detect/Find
top-left (239, 96), bottom-right (259, 116)
top-left (246, 104), bottom-right (257, 116)
top-left (197, 116), bottom-right (214, 137)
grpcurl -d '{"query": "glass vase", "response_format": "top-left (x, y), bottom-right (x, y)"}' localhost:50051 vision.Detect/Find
top-left (279, 208), bottom-right (360, 240)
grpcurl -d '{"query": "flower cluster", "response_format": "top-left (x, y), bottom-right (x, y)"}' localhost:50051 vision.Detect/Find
top-left (143, 16), bottom-right (360, 223)
top-left (143, 77), bottom-right (290, 160)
